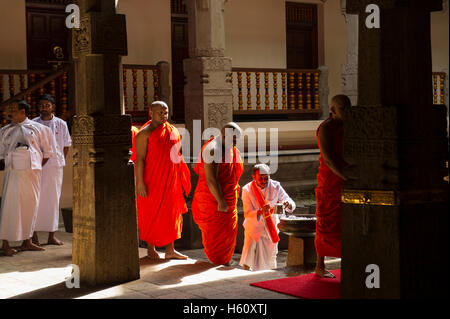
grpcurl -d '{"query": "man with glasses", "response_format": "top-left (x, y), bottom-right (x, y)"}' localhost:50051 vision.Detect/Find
top-left (0, 100), bottom-right (53, 256)
top-left (239, 163), bottom-right (296, 271)
top-left (32, 94), bottom-right (71, 246)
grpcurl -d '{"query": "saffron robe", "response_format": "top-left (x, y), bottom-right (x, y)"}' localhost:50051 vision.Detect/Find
top-left (192, 137), bottom-right (244, 265)
top-left (314, 117), bottom-right (344, 258)
top-left (135, 121), bottom-right (191, 247)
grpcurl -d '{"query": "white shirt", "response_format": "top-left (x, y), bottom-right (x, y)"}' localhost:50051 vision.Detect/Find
top-left (0, 118), bottom-right (54, 170)
top-left (242, 179), bottom-right (296, 242)
top-left (33, 115), bottom-right (71, 167)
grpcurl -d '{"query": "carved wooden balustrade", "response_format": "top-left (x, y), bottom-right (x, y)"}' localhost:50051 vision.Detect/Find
top-left (0, 67), bottom-right (70, 126)
top-left (432, 72), bottom-right (447, 105)
top-left (232, 67), bottom-right (322, 121)
top-left (122, 63), bottom-right (166, 125)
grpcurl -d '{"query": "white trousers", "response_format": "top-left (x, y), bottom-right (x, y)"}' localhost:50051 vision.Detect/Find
top-left (34, 165), bottom-right (63, 232)
top-left (0, 169), bottom-right (41, 241)
top-left (240, 230), bottom-right (278, 271)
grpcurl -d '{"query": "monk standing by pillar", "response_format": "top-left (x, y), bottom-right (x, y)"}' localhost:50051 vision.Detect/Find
top-left (135, 101), bottom-right (191, 260)
top-left (314, 94), bottom-right (351, 277)
top-left (192, 122), bottom-right (244, 266)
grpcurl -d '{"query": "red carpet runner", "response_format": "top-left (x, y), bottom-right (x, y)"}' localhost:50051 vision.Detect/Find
top-left (250, 269), bottom-right (340, 299)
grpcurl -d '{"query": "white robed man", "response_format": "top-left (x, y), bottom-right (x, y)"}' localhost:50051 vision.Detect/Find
top-left (32, 94), bottom-right (71, 246)
top-left (240, 163), bottom-right (296, 271)
top-left (0, 100), bottom-right (54, 256)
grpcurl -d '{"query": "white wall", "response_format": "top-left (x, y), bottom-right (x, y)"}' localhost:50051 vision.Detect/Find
top-left (117, 0), bottom-right (171, 66)
top-left (225, 0), bottom-right (287, 69)
top-left (225, 0), bottom-right (347, 105)
top-left (0, 0), bottom-right (27, 69)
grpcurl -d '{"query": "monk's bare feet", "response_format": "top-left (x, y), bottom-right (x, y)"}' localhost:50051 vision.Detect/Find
top-left (32, 232), bottom-right (41, 246)
top-left (4, 248), bottom-right (17, 257)
top-left (315, 266), bottom-right (336, 278)
top-left (147, 248), bottom-right (162, 260)
top-left (242, 264), bottom-right (250, 271)
top-left (21, 240), bottom-right (45, 252)
top-left (165, 250), bottom-right (188, 260)
top-left (48, 235), bottom-right (64, 246)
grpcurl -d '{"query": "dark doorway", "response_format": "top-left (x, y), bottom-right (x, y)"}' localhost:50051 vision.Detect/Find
top-left (171, 0), bottom-right (188, 124)
top-left (25, 1), bottom-right (73, 119)
top-left (285, 2), bottom-right (318, 69)
top-left (26, 1), bottom-right (70, 70)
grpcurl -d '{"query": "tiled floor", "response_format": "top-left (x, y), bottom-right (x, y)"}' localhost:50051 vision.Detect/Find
top-left (0, 230), bottom-right (340, 299)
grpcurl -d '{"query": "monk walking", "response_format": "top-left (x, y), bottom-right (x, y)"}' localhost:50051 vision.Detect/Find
top-left (314, 94), bottom-right (351, 278)
top-left (192, 122), bottom-right (244, 266)
top-left (135, 101), bottom-right (191, 260)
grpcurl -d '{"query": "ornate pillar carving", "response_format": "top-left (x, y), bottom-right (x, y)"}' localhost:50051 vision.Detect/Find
top-left (71, 0), bottom-right (140, 285)
top-left (342, 0), bottom-right (448, 298)
top-left (183, 0), bottom-right (233, 137)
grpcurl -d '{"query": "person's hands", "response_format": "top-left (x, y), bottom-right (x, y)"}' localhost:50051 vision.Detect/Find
top-left (137, 182), bottom-right (147, 198)
top-left (283, 201), bottom-right (292, 211)
top-left (261, 204), bottom-right (271, 215)
top-left (218, 200), bottom-right (228, 213)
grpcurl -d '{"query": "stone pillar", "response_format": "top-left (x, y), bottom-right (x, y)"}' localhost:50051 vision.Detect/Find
top-left (318, 65), bottom-right (330, 119)
top-left (183, 0), bottom-right (233, 138)
top-left (341, 0), bottom-right (449, 298)
top-left (156, 61), bottom-right (171, 109)
top-left (71, 0), bottom-right (140, 285)
top-left (340, 0), bottom-right (358, 106)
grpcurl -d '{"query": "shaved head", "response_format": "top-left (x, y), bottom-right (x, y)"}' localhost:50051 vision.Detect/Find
top-left (221, 122), bottom-right (242, 137)
top-left (151, 101), bottom-right (169, 110)
top-left (149, 101), bottom-right (169, 126)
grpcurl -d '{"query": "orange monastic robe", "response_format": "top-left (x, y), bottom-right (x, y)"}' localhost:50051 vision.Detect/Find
top-left (314, 117), bottom-right (344, 258)
top-left (135, 121), bottom-right (191, 247)
top-left (192, 137), bottom-right (244, 265)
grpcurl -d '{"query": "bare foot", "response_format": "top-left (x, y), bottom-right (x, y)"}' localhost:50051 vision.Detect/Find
top-left (21, 241), bottom-right (45, 252)
top-left (4, 248), bottom-right (17, 257)
top-left (315, 266), bottom-right (336, 278)
top-left (165, 250), bottom-right (188, 260)
top-left (147, 248), bottom-right (162, 260)
top-left (242, 264), bottom-right (250, 271)
top-left (32, 233), bottom-right (41, 246)
top-left (48, 237), bottom-right (64, 246)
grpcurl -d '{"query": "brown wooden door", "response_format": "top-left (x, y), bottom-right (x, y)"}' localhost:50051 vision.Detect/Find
top-left (26, 3), bottom-right (69, 70)
top-left (171, 17), bottom-right (189, 124)
top-left (286, 2), bottom-right (318, 69)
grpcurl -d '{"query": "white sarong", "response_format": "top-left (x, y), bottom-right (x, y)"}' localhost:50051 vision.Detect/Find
top-left (240, 230), bottom-right (278, 271)
top-left (0, 168), bottom-right (41, 241)
top-left (34, 165), bottom-right (63, 232)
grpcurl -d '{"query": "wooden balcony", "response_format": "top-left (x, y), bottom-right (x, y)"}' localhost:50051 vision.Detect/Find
top-left (232, 67), bottom-right (322, 121)
top-left (0, 67), bottom-right (70, 126)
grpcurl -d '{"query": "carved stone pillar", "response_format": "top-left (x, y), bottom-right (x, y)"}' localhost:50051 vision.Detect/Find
top-left (342, 0), bottom-right (449, 298)
top-left (183, 0), bottom-right (233, 137)
top-left (71, 0), bottom-right (140, 285)
top-left (340, 0), bottom-right (358, 106)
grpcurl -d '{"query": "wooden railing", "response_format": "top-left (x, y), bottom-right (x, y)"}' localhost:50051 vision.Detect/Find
top-left (231, 67), bottom-right (322, 120)
top-left (122, 63), bottom-right (170, 124)
top-left (0, 66), bottom-right (70, 126)
top-left (432, 72), bottom-right (447, 105)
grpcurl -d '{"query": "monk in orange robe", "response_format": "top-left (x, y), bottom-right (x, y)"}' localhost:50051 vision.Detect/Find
top-left (314, 94), bottom-right (351, 278)
top-left (192, 122), bottom-right (244, 265)
top-left (135, 101), bottom-right (191, 260)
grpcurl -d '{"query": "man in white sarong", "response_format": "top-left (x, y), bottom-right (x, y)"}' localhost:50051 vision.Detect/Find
top-left (32, 94), bottom-right (71, 246)
top-left (240, 164), bottom-right (296, 271)
top-left (0, 100), bottom-right (54, 256)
